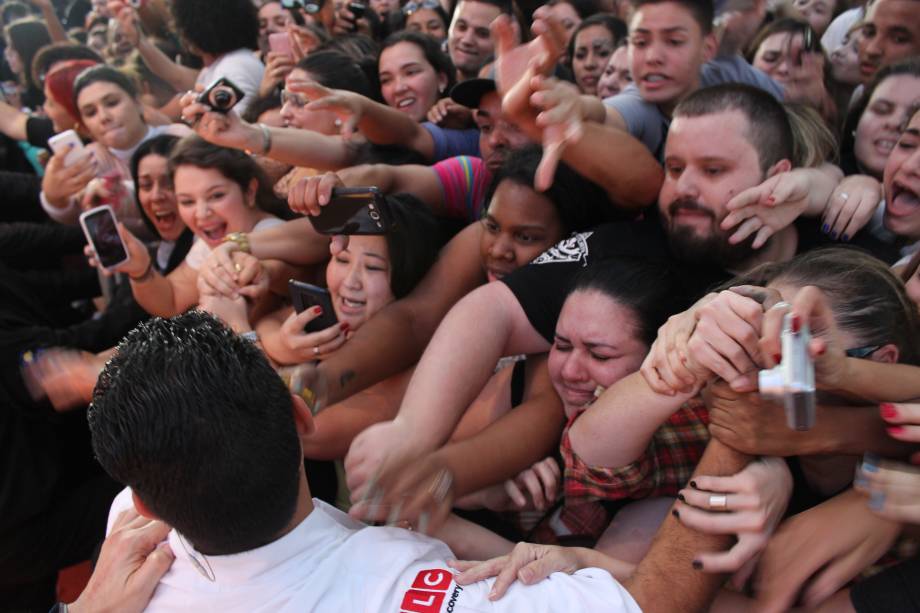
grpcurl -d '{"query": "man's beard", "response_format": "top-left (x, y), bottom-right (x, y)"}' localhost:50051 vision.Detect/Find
top-left (663, 198), bottom-right (759, 269)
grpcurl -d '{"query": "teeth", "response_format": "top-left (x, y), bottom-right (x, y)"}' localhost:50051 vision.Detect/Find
top-left (877, 140), bottom-right (895, 152)
top-left (645, 75), bottom-right (665, 82)
top-left (397, 98), bottom-right (416, 108)
top-left (343, 297), bottom-right (364, 307)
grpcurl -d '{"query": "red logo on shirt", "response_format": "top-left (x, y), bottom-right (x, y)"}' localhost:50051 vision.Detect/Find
top-left (400, 569), bottom-right (453, 612)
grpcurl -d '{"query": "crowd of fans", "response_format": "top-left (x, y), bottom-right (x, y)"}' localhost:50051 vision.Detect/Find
top-left (0, 0), bottom-right (919, 610)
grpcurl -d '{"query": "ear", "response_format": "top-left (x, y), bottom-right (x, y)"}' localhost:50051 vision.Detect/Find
top-left (292, 393), bottom-right (316, 440)
top-left (701, 32), bottom-right (718, 64)
top-left (871, 343), bottom-right (899, 364)
top-left (247, 177), bottom-right (259, 206)
top-left (132, 490), bottom-right (160, 520)
top-left (765, 158), bottom-right (793, 178)
top-left (438, 71), bottom-right (449, 95)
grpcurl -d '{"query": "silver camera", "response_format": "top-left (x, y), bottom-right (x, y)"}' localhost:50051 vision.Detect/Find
top-left (758, 312), bottom-right (816, 431)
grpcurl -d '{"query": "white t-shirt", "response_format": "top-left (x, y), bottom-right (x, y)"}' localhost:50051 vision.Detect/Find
top-left (196, 49), bottom-right (265, 116)
top-left (184, 216), bottom-right (284, 270)
top-left (106, 489), bottom-right (641, 613)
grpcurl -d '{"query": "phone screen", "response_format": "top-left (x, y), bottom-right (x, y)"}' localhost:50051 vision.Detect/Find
top-left (84, 208), bottom-right (128, 268)
top-left (310, 188), bottom-right (390, 235)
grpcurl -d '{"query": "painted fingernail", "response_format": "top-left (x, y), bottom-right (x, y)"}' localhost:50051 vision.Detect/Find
top-left (821, 223), bottom-right (830, 234)
top-left (313, 306), bottom-right (323, 315)
top-left (880, 403), bottom-right (897, 419)
top-left (677, 493), bottom-right (686, 502)
top-left (862, 453), bottom-right (880, 473)
top-left (887, 426), bottom-right (904, 435)
top-left (830, 231), bottom-right (838, 240)
top-left (340, 322), bottom-right (350, 331)
top-left (869, 490), bottom-right (886, 511)
top-left (689, 480), bottom-right (698, 489)
top-left (671, 509), bottom-right (680, 518)
top-left (773, 353), bottom-right (782, 364)
top-left (791, 315), bottom-right (802, 334)
top-left (842, 233), bottom-right (850, 242)
top-left (692, 560), bottom-right (703, 570)
top-left (815, 345), bottom-right (826, 356)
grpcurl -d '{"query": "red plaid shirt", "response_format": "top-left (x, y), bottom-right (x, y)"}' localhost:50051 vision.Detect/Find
top-left (561, 396), bottom-right (711, 504)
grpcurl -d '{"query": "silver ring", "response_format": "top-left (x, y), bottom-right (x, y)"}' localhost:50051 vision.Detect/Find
top-left (312, 346), bottom-right (320, 356)
top-left (770, 301), bottom-right (791, 311)
top-left (839, 192), bottom-right (849, 201)
top-left (427, 469), bottom-right (454, 502)
top-left (709, 494), bottom-right (728, 509)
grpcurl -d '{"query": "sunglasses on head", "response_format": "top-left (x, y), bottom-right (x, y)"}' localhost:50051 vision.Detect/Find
top-left (282, 0), bottom-right (324, 14)
top-left (402, 0), bottom-right (440, 15)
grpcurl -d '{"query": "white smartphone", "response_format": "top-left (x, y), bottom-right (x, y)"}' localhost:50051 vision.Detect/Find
top-left (47, 129), bottom-right (88, 167)
top-left (79, 205), bottom-right (131, 270)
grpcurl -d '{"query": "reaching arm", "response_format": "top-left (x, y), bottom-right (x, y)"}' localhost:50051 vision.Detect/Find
top-left (0, 101), bottom-right (27, 141)
top-left (568, 371), bottom-right (696, 467)
top-left (129, 262), bottom-right (200, 318)
top-left (337, 163), bottom-right (447, 214)
top-left (624, 438), bottom-right (751, 613)
top-left (135, 35), bottom-right (199, 92)
top-left (317, 222), bottom-right (489, 405)
top-left (433, 356), bottom-right (565, 496)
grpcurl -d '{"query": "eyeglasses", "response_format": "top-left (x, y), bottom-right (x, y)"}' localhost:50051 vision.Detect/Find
top-left (845, 345), bottom-right (882, 359)
top-left (282, 0), bottom-right (324, 14)
top-left (402, 0), bottom-right (440, 15)
top-left (280, 89), bottom-right (309, 107)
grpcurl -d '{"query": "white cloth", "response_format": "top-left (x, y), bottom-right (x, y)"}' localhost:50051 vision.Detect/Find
top-left (196, 49), bottom-right (265, 116)
top-left (821, 8), bottom-right (863, 55)
top-left (184, 216), bottom-right (284, 270)
top-left (106, 489), bottom-right (641, 613)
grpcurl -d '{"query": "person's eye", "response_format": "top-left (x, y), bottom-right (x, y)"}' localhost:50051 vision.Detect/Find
top-left (575, 49), bottom-right (587, 59)
top-left (479, 123), bottom-right (493, 134)
top-left (590, 352), bottom-right (612, 362)
top-left (366, 264), bottom-right (387, 272)
top-left (897, 137), bottom-right (918, 150)
top-left (631, 37), bottom-right (647, 48)
top-left (379, 75), bottom-right (392, 85)
top-left (863, 25), bottom-right (876, 38)
top-left (666, 163), bottom-right (684, 176)
top-left (209, 191), bottom-right (226, 201)
top-left (482, 218), bottom-right (499, 232)
top-left (178, 199), bottom-right (194, 207)
top-left (668, 38), bottom-right (685, 47)
top-left (623, 72), bottom-right (633, 82)
top-left (704, 166), bottom-right (725, 176)
top-left (475, 28), bottom-right (490, 39)
top-left (334, 254), bottom-right (349, 264)
top-left (598, 49), bottom-right (612, 59)
top-left (893, 33), bottom-right (912, 45)
top-left (762, 52), bottom-right (780, 63)
top-left (553, 340), bottom-right (572, 352)
top-left (515, 232), bottom-right (542, 244)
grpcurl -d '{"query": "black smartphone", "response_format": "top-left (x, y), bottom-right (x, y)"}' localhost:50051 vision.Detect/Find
top-left (289, 280), bottom-right (338, 333)
top-left (197, 77), bottom-right (245, 114)
top-left (348, 2), bottom-right (367, 18)
top-left (79, 205), bottom-right (130, 270)
top-left (309, 187), bottom-right (391, 235)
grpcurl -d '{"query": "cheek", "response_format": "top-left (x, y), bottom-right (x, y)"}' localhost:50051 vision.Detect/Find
top-left (177, 206), bottom-right (195, 229)
top-left (365, 275), bottom-right (395, 312)
top-left (906, 276), bottom-right (920, 309)
top-left (547, 349), bottom-right (565, 390)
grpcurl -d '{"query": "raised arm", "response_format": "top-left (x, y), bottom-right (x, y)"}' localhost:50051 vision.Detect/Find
top-left (0, 101), bottom-right (27, 142)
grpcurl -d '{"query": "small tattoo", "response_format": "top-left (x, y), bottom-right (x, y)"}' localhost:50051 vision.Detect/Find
top-left (339, 369), bottom-right (356, 389)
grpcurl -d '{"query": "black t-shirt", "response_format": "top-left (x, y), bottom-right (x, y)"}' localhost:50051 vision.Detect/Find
top-left (25, 116), bottom-right (56, 150)
top-left (851, 555), bottom-right (920, 612)
top-left (501, 216), bottom-right (729, 343)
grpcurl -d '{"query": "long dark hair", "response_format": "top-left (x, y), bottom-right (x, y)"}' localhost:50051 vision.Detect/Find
top-left (4, 18), bottom-right (51, 105)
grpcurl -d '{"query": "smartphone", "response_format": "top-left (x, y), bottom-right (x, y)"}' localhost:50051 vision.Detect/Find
top-left (269, 32), bottom-right (293, 56)
top-left (289, 280), bottom-right (338, 333)
top-left (197, 77), bottom-right (245, 114)
top-left (48, 129), bottom-right (88, 167)
top-left (348, 2), bottom-right (367, 19)
top-left (309, 187), bottom-right (391, 235)
top-left (80, 205), bottom-right (130, 270)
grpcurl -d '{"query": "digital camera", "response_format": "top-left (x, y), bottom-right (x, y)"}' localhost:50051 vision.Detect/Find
top-left (758, 312), bottom-right (816, 431)
top-left (197, 77), bottom-right (244, 114)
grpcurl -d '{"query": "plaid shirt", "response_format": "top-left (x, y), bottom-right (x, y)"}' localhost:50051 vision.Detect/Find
top-left (561, 395), bottom-right (711, 504)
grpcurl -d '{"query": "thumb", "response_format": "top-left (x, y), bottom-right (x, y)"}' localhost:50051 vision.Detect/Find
top-left (131, 542), bottom-right (175, 594)
top-left (289, 80), bottom-right (331, 100)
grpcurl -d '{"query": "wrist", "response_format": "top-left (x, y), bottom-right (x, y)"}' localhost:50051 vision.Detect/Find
top-left (128, 255), bottom-right (154, 282)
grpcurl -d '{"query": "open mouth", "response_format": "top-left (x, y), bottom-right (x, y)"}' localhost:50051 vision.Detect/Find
top-left (486, 266), bottom-right (513, 282)
top-left (152, 210), bottom-right (177, 229)
top-left (396, 97), bottom-right (417, 110)
top-left (197, 222), bottom-right (228, 245)
top-left (860, 61), bottom-right (878, 77)
top-left (887, 181), bottom-right (920, 219)
top-left (338, 295), bottom-right (366, 314)
top-left (874, 138), bottom-right (896, 157)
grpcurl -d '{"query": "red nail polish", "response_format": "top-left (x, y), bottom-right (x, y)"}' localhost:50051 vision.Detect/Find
top-left (888, 426), bottom-right (904, 435)
top-left (880, 403), bottom-right (898, 420)
top-left (816, 345), bottom-right (826, 356)
top-left (313, 306), bottom-right (323, 315)
top-left (341, 322), bottom-right (350, 331)
top-left (791, 315), bottom-right (802, 334)
top-left (773, 353), bottom-right (782, 364)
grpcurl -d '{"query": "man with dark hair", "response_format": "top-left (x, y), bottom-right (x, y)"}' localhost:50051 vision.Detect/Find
top-left (448, 0), bottom-right (515, 81)
top-left (856, 0), bottom-right (920, 84)
top-left (91, 311), bottom-right (647, 610)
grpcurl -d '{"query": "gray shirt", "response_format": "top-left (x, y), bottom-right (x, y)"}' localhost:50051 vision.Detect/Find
top-left (604, 55), bottom-right (784, 158)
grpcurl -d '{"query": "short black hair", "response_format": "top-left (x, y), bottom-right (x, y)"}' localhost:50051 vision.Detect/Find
top-left (31, 42), bottom-right (104, 88)
top-left (673, 83), bottom-right (793, 172)
top-left (170, 0), bottom-right (260, 55)
top-left (570, 258), bottom-right (684, 346)
top-left (484, 145), bottom-right (622, 234)
top-left (457, 0), bottom-right (514, 15)
top-left (1, 1), bottom-right (32, 26)
top-left (630, 0), bottom-right (714, 35)
top-left (89, 312), bottom-right (303, 555)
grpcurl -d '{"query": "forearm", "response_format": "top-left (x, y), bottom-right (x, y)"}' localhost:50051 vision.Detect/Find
top-left (0, 102), bottom-right (27, 141)
top-left (248, 217), bottom-right (330, 266)
top-left (807, 403), bottom-right (916, 457)
top-left (261, 259), bottom-right (306, 297)
top-left (137, 38), bottom-right (198, 91)
top-left (828, 360), bottom-right (920, 404)
top-left (562, 125), bottom-right (663, 210)
top-left (259, 125), bottom-right (355, 169)
top-left (130, 273), bottom-right (192, 318)
top-left (568, 371), bottom-right (695, 467)
top-left (435, 388), bottom-right (565, 496)
top-left (39, 4), bottom-right (68, 42)
top-left (357, 100), bottom-right (434, 159)
top-left (624, 438), bottom-right (750, 612)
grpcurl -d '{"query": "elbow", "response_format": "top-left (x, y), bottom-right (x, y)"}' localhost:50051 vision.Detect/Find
top-left (615, 163), bottom-right (664, 211)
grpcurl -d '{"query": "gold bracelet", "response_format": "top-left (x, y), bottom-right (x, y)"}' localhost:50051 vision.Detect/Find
top-left (222, 231), bottom-right (251, 254)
